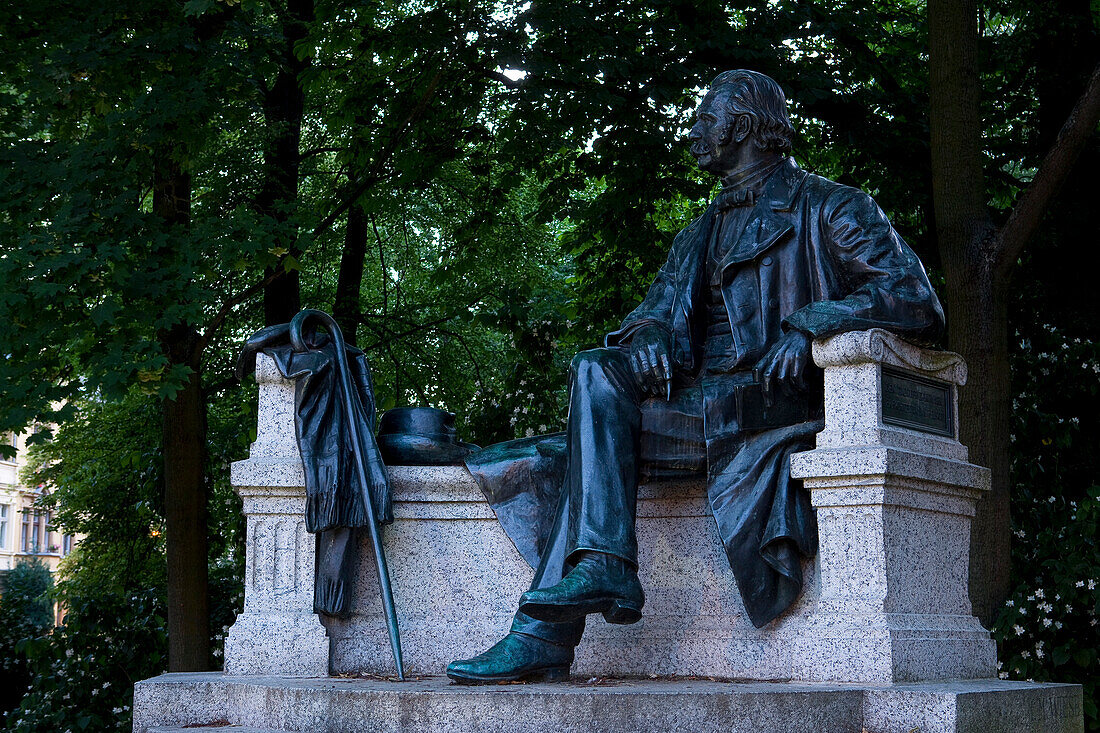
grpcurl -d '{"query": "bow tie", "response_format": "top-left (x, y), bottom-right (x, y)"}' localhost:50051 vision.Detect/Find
top-left (715, 187), bottom-right (756, 211)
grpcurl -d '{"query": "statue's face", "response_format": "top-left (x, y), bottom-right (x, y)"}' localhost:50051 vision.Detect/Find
top-left (688, 90), bottom-right (742, 175)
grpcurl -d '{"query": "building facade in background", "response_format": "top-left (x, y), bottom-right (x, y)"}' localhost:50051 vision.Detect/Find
top-left (0, 430), bottom-right (76, 574)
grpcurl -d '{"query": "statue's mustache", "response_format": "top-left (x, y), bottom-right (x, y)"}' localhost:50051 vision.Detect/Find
top-left (690, 142), bottom-right (711, 156)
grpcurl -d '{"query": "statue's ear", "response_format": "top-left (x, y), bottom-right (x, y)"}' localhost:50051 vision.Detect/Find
top-left (731, 114), bottom-right (752, 144)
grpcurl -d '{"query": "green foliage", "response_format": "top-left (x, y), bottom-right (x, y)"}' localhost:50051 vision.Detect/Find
top-left (992, 488), bottom-right (1100, 727)
top-left (0, 0), bottom-right (1096, 728)
top-left (3, 587), bottom-right (166, 733)
top-left (991, 290), bottom-right (1100, 729)
top-left (24, 396), bottom-right (166, 595)
top-left (0, 559), bottom-right (55, 714)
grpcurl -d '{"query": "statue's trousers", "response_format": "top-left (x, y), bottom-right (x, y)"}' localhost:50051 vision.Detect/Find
top-left (511, 347), bottom-right (708, 646)
top-left (471, 348), bottom-right (823, 641)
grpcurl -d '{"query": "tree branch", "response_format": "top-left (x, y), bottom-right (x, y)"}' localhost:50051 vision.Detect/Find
top-left (309, 67), bottom-right (445, 242)
top-left (993, 62), bottom-right (1100, 275)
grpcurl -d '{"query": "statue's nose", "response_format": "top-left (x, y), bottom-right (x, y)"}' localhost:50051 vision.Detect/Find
top-left (688, 125), bottom-right (701, 141)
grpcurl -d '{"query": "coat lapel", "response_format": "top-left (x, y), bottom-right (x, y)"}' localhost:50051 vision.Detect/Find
top-left (717, 158), bottom-right (806, 276)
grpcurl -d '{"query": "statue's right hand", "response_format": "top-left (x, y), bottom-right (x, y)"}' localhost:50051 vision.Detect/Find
top-left (628, 325), bottom-right (674, 398)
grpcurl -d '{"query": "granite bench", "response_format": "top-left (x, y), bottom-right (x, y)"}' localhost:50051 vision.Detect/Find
top-left (224, 329), bottom-right (996, 684)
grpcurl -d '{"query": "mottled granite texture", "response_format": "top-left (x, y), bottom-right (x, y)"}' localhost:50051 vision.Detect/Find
top-left (231, 358), bottom-right (817, 680)
top-left (133, 673), bottom-right (1084, 733)
top-left (811, 328), bottom-right (968, 460)
top-left (327, 468), bottom-right (816, 679)
top-left (789, 329), bottom-right (997, 682)
top-left (228, 334), bottom-right (998, 683)
top-left (224, 356), bottom-right (329, 677)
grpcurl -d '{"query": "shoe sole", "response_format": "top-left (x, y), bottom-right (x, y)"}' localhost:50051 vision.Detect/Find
top-left (446, 666), bottom-right (570, 685)
top-left (519, 597), bottom-right (642, 625)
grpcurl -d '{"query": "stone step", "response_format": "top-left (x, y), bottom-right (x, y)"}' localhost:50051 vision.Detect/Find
top-left (133, 672), bottom-right (1083, 733)
top-left (150, 728), bottom-right (283, 732)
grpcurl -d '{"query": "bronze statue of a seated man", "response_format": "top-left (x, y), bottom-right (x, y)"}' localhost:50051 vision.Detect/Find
top-left (448, 69), bottom-right (944, 684)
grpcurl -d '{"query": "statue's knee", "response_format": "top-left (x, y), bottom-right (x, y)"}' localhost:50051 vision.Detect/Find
top-left (569, 348), bottom-right (630, 392)
top-left (570, 348), bottom-right (620, 378)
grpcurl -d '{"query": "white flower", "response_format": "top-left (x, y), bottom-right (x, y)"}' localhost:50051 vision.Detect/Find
top-left (1089, 580), bottom-right (1096, 590)
top-left (1042, 618), bottom-right (1052, 627)
top-left (1021, 650), bottom-right (1031, 659)
top-left (998, 672), bottom-right (1009, 679)
top-left (1005, 600), bottom-right (1014, 607)
top-left (1035, 589), bottom-right (1044, 599)
top-left (524, 428), bottom-right (534, 437)
top-left (1013, 625), bottom-right (1024, 635)
top-left (1036, 648), bottom-right (1044, 659)
top-left (1076, 581), bottom-right (1085, 588)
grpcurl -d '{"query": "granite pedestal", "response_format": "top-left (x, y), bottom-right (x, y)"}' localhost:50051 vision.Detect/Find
top-left (133, 673), bottom-right (1083, 733)
top-left (147, 335), bottom-right (1082, 732)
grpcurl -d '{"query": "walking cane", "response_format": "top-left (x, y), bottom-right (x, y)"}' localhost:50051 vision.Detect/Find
top-left (289, 308), bottom-right (404, 680)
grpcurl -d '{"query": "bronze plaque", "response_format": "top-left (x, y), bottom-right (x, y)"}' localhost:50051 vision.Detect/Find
top-left (881, 367), bottom-right (953, 437)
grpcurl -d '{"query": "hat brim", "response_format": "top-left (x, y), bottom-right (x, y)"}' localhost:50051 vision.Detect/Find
top-left (377, 434), bottom-right (479, 466)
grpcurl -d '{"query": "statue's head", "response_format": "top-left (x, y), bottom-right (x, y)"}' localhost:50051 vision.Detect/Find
top-left (689, 69), bottom-right (794, 176)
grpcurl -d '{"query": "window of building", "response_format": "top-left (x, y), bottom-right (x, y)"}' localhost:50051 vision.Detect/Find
top-left (62, 533), bottom-right (73, 556)
top-left (0, 504), bottom-right (8, 549)
top-left (21, 511), bottom-right (31, 553)
top-left (20, 510), bottom-right (46, 554)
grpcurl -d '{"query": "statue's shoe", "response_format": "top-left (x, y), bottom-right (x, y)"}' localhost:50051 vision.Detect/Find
top-left (518, 552), bottom-right (644, 625)
top-left (446, 632), bottom-right (573, 684)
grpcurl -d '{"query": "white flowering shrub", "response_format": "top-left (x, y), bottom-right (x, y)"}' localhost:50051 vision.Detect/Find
top-left (992, 319), bottom-right (1100, 730)
top-left (991, 488), bottom-right (1099, 727)
top-left (3, 588), bottom-right (166, 733)
top-left (462, 295), bottom-right (583, 446)
top-left (0, 559), bottom-right (54, 716)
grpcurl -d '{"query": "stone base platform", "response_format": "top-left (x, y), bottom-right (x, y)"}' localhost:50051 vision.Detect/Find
top-left (133, 673), bottom-right (1082, 733)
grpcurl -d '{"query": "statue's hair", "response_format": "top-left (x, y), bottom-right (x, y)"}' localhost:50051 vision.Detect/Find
top-left (709, 70), bottom-right (794, 154)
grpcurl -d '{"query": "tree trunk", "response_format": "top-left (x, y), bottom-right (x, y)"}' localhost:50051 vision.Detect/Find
top-left (154, 151), bottom-right (210, 671)
top-left (928, 0), bottom-right (1010, 624)
top-left (334, 202), bottom-right (368, 345)
top-left (943, 259), bottom-right (1012, 625)
top-left (161, 327), bottom-right (209, 672)
top-left (260, 0), bottom-right (314, 325)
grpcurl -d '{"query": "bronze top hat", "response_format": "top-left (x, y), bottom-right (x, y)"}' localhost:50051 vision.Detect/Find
top-left (376, 407), bottom-right (479, 466)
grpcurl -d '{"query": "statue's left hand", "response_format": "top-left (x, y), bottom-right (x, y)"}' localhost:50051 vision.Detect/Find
top-left (753, 329), bottom-right (812, 406)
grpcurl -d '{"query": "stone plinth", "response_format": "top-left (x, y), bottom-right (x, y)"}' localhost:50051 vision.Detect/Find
top-left (223, 355), bottom-right (328, 677)
top-left (789, 329), bottom-right (997, 683)
top-left (133, 673), bottom-right (1085, 733)
top-left (227, 360), bottom-right (816, 680)
top-left (328, 469), bottom-right (815, 679)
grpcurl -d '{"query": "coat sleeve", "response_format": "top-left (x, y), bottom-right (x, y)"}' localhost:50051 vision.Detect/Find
top-left (604, 211), bottom-right (709, 371)
top-left (783, 187), bottom-right (944, 344)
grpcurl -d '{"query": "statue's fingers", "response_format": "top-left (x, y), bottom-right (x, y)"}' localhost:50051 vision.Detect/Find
top-left (658, 353), bottom-right (672, 385)
top-left (631, 351), bottom-right (648, 388)
top-left (759, 357), bottom-right (777, 407)
top-left (792, 348), bottom-right (807, 390)
top-left (777, 349), bottom-right (794, 385)
top-left (635, 351), bottom-right (656, 393)
top-left (646, 344), bottom-right (663, 383)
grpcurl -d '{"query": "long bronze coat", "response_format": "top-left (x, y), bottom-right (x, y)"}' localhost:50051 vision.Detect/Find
top-left (469, 157), bottom-right (944, 627)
